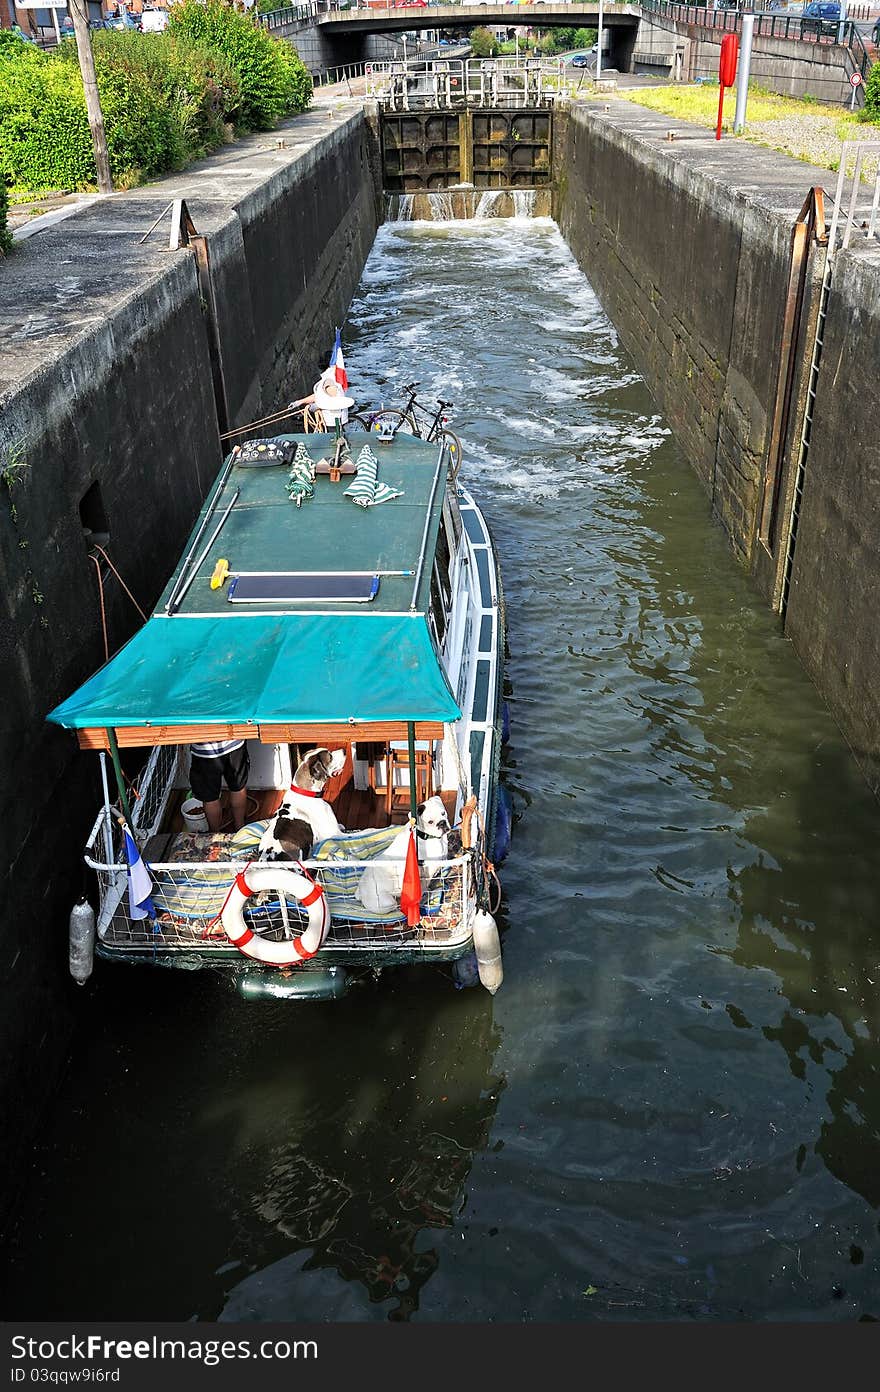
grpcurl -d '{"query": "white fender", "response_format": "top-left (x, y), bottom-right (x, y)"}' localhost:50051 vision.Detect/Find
top-left (222, 863), bottom-right (330, 967)
top-left (472, 908), bottom-right (503, 995)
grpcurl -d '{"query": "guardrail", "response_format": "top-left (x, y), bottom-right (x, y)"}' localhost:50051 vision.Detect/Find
top-left (367, 55), bottom-right (578, 108)
top-left (259, 3), bottom-right (319, 29)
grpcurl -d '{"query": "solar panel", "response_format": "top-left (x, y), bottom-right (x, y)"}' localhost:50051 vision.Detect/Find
top-left (227, 573), bottom-right (380, 604)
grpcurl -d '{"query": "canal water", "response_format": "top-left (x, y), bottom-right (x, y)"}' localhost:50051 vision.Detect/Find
top-left (3, 219), bottom-right (880, 1323)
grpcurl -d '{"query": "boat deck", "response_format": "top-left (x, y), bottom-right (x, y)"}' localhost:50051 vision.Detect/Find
top-left (99, 787), bottom-right (465, 956)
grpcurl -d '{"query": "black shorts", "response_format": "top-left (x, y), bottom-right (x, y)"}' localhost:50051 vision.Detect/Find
top-left (189, 745), bottom-right (250, 803)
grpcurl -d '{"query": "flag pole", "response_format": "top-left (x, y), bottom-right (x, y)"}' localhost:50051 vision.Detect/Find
top-left (407, 720), bottom-right (418, 820)
top-left (106, 728), bottom-right (133, 828)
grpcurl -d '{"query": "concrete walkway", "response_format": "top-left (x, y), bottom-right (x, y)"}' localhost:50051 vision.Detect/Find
top-left (0, 95), bottom-right (365, 398)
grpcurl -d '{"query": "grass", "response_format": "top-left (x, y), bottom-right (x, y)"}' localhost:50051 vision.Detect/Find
top-left (612, 82), bottom-right (873, 170)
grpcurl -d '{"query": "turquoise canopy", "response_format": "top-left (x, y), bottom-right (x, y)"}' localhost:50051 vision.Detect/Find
top-left (46, 614), bottom-right (461, 729)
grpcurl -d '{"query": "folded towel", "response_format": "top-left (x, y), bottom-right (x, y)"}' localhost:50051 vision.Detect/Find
top-left (344, 444), bottom-right (404, 508)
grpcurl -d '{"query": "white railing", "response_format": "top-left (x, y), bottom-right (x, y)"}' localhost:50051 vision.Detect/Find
top-left (828, 140), bottom-right (880, 254)
top-left (84, 745), bottom-right (476, 955)
top-left (367, 56), bottom-right (575, 108)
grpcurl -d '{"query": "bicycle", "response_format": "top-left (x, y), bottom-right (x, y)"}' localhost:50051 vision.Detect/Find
top-left (347, 382), bottom-right (463, 479)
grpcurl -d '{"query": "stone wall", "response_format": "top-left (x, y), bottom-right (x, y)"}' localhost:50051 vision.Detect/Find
top-left (554, 100), bottom-right (819, 568)
top-left (784, 243), bottom-right (880, 795)
top-left (554, 98), bottom-right (880, 797)
top-left (0, 103), bottom-right (381, 1226)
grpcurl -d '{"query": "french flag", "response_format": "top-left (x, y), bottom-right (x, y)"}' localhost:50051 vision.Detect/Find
top-left (329, 327), bottom-right (348, 391)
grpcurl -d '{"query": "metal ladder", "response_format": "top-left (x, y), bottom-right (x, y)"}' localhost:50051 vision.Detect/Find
top-left (779, 140), bottom-right (880, 620)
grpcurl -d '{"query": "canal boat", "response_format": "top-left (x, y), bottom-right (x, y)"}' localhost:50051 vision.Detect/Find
top-left (49, 428), bottom-right (506, 999)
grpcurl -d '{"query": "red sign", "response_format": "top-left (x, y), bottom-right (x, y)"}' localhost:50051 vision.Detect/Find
top-left (719, 34), bottom-right (739, 89)
top-left (850, 71), bottom-right (863, 87)
top-left (716, 34), bottom-right (739, 141)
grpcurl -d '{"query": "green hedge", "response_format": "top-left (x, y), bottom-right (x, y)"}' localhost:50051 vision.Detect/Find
top-left (862, 62), bottom-right (880, 123)
top-left (168, 0), bottom-right (312, 132)
top-left (0, 8), bottom-right (311, 198)
top-left (0, 180), bottom-right (10, 257)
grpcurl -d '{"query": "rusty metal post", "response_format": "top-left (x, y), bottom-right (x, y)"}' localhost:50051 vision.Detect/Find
top-left (758, 187), bottom-right (827, 557)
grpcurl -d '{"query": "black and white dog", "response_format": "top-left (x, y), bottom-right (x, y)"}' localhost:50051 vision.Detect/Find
top-left (356, 795), bottom-right (451, 915)
top-left (259, 747), bottom-right (346, 861)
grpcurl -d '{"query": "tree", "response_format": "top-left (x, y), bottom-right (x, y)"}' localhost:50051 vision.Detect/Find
top-left (69, 0), bottom-right (112, 193)
top-left (469, 27), bottom-right (495, 59)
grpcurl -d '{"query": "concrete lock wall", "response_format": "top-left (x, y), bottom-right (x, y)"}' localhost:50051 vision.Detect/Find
top-left (783, 244), bottom-right (880, 795)
top-left (554, 100), bottom-right (807, 569)
top-left (554, 99), bottom-right (880, 796)
top-left (0, 105), bottom-right (381, 1224)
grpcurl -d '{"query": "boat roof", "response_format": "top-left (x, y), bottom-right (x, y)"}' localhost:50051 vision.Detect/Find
top-left (47, 433), bottom-right (462, 736)
top-left (155, 432), bottom-right (449, 618)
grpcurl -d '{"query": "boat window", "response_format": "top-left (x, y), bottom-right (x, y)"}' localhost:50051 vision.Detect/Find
top-left (430, 566), bottom-right (448, 646)
top-left (443, 493), bottom-right (463, 553)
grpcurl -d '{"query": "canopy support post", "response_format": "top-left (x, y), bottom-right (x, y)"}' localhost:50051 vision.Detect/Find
top-left (107, 729), bottom-right (133, 828)
top-left (98, 751), bottom-right (116, 861)
top-left (407, 721), bottom-right (417, 820)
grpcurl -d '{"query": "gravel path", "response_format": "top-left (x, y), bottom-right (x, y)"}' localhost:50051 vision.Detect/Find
top-left (745, 113), bottom-right (878, 176)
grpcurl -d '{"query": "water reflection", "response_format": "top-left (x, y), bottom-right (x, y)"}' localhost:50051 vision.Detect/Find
top-left (215, 984), bottom-right (505, 1321)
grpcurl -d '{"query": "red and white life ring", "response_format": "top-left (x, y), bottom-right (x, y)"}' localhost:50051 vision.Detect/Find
top-left (221, 863), bottom-right (330, 967)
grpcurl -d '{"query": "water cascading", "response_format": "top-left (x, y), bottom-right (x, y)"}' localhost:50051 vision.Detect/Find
top-left (428, 191), bottom-right (455, 221)
top-left (474, 190), bottom-right (504, 220)
top-left (512, 189), bottom-right (537, 219)
top-left (387, 193), bottom-right (415, 223)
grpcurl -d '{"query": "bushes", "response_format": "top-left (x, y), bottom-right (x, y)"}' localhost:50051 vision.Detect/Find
top-left (0, 180), bottom-right (11, 257)
top-left (862, 62), bottom-right (880, 123)
top-left (0, 46), bottom-right (95, 192)
top-left (168, 0), bottom-right (311, 131)
top-left (0, 6), bottom-right (309, 198)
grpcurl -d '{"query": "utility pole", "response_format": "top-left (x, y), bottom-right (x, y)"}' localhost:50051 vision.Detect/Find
top-left (597, 0), bottom-right (604, 81)
top-left (70, 0), bottom-right (113, 195)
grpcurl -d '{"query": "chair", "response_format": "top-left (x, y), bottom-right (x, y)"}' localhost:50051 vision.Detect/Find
top-left (385, 741), bottom-right (433, 818)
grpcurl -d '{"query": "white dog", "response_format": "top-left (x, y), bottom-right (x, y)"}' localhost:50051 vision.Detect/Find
top-left (259, 747), bottom-right (346, 859)
top-left (357, 796), bottom-right (451, 916)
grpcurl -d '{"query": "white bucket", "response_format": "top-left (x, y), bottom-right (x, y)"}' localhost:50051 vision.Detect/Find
top-left (181, 797), bottom-right (209, 832)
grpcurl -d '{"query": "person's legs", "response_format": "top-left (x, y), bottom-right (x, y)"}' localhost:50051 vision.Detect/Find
top-left (222, 745), bottom-right (250, 831)
top-left (190, 753), bottom-right (222, 831)
top-left (227, 788), bottom-right (248, 830)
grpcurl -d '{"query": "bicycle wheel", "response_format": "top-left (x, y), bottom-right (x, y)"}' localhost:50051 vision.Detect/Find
top-left (438, 428), bottom-right (463, 480)
top-left (344, 414), bottom-right (375, 433)
top-left (359, 408), bottom-right (418, 438)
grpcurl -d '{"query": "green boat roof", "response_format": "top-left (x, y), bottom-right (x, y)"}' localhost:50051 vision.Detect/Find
top-left (159, 432), bottom-right (446, 617)
top-left (47, 434), bottom-right (462, 732)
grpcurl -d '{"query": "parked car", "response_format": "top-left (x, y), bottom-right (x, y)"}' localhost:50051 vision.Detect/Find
top-left (139, 7), bottom-right (169, 30)
top-left (105, 11), bottom-right (141, 28)
top-left (801, 0), bottom-right (841, 36)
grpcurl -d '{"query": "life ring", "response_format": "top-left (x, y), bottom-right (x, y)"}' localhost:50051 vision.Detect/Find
top-left (221, 863), bottom-right (330, 967)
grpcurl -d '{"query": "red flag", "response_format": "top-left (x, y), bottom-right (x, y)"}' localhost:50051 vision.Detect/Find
top-left (399, 826), bottom-right (422, 927)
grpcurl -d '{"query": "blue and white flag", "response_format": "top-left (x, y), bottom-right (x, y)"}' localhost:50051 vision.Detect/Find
top-left (123, 826), bottom-right (155, 921)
